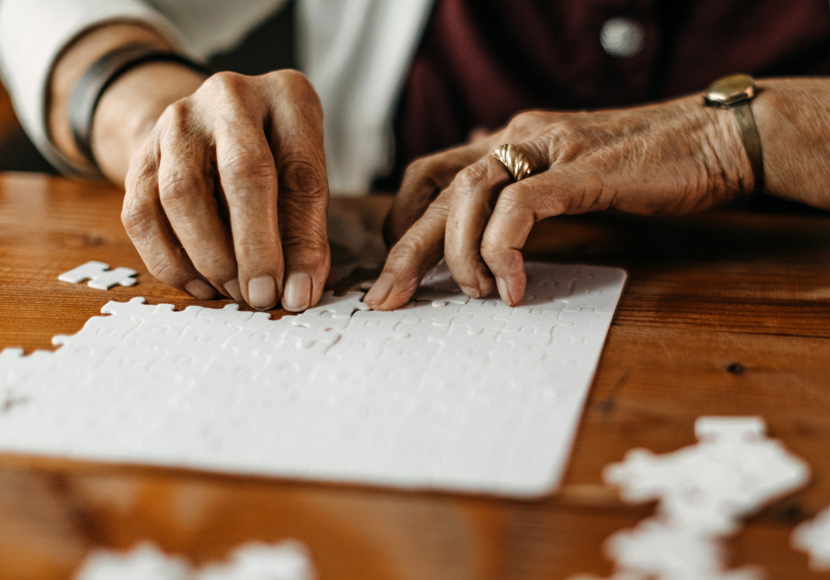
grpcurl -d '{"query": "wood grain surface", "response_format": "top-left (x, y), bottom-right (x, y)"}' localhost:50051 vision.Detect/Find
top-left (1, 172), bottom-right (829, 579)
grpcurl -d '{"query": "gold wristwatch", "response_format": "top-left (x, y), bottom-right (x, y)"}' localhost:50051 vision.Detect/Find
top-left (703, 74), bottom-right (764, 194)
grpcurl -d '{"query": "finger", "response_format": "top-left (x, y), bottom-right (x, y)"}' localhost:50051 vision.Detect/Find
top-left (364, 192), bottom-right (451, 311)
top-left (445, 135), bottom-right (552, 298)
top-left (481, 173), bottom-right (571, 306)
top-left (267, 75), bottom-right (330, 312)
top-left (156, 103), bottom-right (240, 300)
top-left (123, 143), bottom-right (216, 300)
top-left (442, 157), bottom-right (512, 298)
top-left (215, 115), bottom-right (282, 311)
top-left (383, 135), bottom-right (501, 247)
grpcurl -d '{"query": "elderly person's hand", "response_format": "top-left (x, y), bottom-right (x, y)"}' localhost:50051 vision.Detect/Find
top-left (365, 96), bottom-right (753, 310)
top-left (122, 70), bottom-right (330, 311)
top-left (49, 25), bottom-right (330, 312)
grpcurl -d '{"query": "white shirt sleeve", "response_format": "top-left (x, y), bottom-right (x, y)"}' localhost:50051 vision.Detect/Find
top-left (0, 0), bottom-right (193, 175)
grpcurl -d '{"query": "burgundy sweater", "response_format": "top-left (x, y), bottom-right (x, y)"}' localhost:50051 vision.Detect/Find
top-left (388, 0), bottom-right (830, 181)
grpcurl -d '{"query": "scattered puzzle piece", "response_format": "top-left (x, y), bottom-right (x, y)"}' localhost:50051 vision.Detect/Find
top-left (198, 541), bottom-right (315, 580)
top-left (570, 417), bottom-right (808, 580)
top-left (58, 260), bottom-right (138, 290)
top-left (73, 543), bottom-right (190, 580)
top-left (604, 416), bottom-right (809, 535)
top-left (792, 505), bottom-right (830, 570)
top-left (73, 540), bottom-right (315, 580)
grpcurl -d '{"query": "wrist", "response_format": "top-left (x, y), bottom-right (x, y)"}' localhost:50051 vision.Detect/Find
top-left (676, 94), bottom-right (755, 202)
top-left (92, 62), bottom-right (207, 183)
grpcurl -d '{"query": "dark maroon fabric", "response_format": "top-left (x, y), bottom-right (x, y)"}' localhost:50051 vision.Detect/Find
top-left (387, 0), bottom-right (830, 181)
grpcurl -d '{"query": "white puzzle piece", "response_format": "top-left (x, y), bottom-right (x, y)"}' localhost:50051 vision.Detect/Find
top-left (74, 540), bottom-right (314, 580)
top-left (570, 417), bottom-right (808, 580)
top-left (0, 263), bottom-right (625, 497)
top-left (198, 541), bottom-right (315, 580)
top-left (58, 260), bottom-right (138, 290)
top-left (604, 416), bottom-right (810, 535)
top-left (792, 505), bottom-right (830, 570)
top-left (73, 543), bottom-right (191, 580)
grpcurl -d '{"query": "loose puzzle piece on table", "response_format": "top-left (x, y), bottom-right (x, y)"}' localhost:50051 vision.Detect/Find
top-left (792, 504), bottom-right (830, 570)
top-left (570, 417), bottom-right (809, 580)
top-left (604, 416), bottom-right (810, 535)
top-left (58, 260), bottom-right (138, 290)
top-left (0, 263), bottom-right (625, 497)
top-left (73, 540), bottom-right (314, 580)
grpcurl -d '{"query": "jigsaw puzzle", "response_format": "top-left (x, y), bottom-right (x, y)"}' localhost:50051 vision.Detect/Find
top-left (58, 260), bottom-right (138, 290)
top-left (74, 540), bottom-right (314, 580)
top-left (570, 417), bottom-right (809, 580)
top-left (0, 263), bottom-right (625, 497)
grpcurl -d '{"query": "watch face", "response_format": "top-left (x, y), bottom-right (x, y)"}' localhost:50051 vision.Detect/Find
top-left (705, 73), bottom-right (757, 106)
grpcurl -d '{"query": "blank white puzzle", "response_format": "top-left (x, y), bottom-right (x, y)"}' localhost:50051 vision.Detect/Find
top-left (0, 263), bottom-right (625, 497)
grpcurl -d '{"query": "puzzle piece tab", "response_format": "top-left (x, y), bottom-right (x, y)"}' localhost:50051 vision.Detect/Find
top-left (59, 260), bottom-right (138, 290)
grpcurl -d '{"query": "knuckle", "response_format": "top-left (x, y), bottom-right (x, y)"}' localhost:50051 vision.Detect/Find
top-left (158, 169), bottom-right (201, 207)
top-left (203, 71), bottom-right (246, 95)
top-left (280, 154), bottom-right (328, 197)
top-left (283, 237), bottom-right (329, 269)
top-left (453, 163), bottom-right (488, 191)
top-left (401, 157), bottom-right (431, 181)
top-left (192, 252), bottom-right (234, 280)
top-left (162, 99), bottom-right (192, 124)
top-left (479, 234), bottom-right (507, 265)
top-left (506, 110), bottom-right (547, 134)
top-left (147, 258), bottom-right (186, 286)
top-left (276, 70), bottom-right (321, 106)
top-left (221, 149), bottom-right (277, 192)
top-left (121, 196), bottom-right (154, 237)
top-left (158, 99), bottom-right (203, 139)
top-left (200, 72), bottom-right (253, 114)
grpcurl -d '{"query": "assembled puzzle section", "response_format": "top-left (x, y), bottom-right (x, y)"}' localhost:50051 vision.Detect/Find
top-left (0, 263), bottom-right (626, 497)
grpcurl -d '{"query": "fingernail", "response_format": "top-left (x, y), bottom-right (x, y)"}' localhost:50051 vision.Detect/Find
top-left (224, 278), bottom-right (243, 302)
top-left (282, 272), bottom-right (312, 312)
top-left (364, 273), bottom-right (395, 308)
top-left (459, 285), bottom-right (480, 298)
top-left (496, 276), bottom-right (514, 306)
top-left (185, 279), bottom-right (216, 300)
top-left (248, 276), bottom-right (277, 310)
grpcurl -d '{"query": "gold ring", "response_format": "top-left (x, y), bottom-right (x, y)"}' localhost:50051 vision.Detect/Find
top-left (490, 144), bottom-right (532, 182)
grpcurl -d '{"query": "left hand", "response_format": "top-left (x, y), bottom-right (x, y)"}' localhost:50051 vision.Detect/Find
top-left (364, 95), bottom-right (751, 310)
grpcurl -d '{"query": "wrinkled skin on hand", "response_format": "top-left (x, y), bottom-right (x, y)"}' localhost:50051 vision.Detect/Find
top-left (122, 70), bottom-right (330, 311)
top-left (365, 96), bottom-right (750, 310)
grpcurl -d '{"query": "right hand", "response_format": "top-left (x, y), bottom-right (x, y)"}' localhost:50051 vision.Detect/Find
top-left (122, 70), bottom-right (330, 311)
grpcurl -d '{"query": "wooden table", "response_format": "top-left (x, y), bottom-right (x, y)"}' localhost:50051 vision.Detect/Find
top-left (1, 172), bottom-right (829, 579)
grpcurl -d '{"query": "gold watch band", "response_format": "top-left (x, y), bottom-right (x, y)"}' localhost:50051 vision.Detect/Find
top-left (731, 102), bottom-right (764, 195)
top-left (704, 74), bottom-right (765, 195)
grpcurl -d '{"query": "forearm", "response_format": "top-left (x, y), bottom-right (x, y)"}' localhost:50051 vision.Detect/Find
top-left (48, 23), bottom-right (207, 184)
top-left (752, 78), bottom-right (830, 210)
